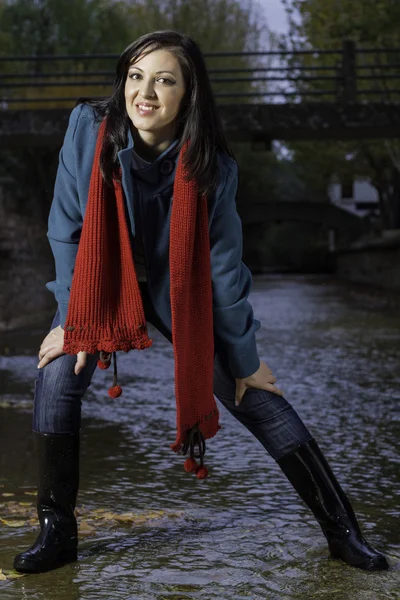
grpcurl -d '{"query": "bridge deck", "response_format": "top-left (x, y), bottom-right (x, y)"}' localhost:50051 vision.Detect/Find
top-left (1, 103), bottom-right (400, 147)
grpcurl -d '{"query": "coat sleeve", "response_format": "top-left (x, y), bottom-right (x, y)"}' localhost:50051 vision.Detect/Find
top-left (45, 104), bottom-right (85, 328)
top-left (210, 160), bottom-right (261, 379)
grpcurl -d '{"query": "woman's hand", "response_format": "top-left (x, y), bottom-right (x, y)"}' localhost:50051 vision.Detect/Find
top-left (235, 359), bottom-right (283, 406)
top-left (37, 325), bottom-right (87, 375)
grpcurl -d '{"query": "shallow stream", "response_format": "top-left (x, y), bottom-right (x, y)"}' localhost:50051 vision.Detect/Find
top-left (1, 275), bottom-right (399, 599)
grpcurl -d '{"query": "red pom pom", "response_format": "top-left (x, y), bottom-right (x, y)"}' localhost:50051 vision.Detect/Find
top-left (184, 457), bottom-right (198, 473)
top-left (108, 385), bottom-right (122, 398)
top-left (97, 360), bottom-right (110, 370)
top-left (195, 466), bottom-right (209, 479)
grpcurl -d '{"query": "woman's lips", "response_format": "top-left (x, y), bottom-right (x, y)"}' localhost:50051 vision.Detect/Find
top-left (136, 105), bottom-right (158, 117)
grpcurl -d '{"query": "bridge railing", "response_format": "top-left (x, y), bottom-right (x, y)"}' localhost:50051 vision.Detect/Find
top-left (1, 41), bottom-right (399, 109)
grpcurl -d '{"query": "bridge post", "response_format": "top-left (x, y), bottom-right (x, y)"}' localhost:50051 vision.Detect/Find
top-left (338, 40), bottom-right (357, 103)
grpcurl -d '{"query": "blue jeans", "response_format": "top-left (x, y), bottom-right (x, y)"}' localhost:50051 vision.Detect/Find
top-left (33, 284), bottom-right (312, 461)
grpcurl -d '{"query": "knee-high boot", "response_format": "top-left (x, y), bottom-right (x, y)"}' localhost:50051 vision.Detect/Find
top-left (13, 431), bottom-right (80, 573)
top-left (277, 438), bottom-right (389, 571)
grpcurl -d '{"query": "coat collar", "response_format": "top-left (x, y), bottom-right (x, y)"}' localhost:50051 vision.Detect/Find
top-left (117, 127), bottom-right (179, 194)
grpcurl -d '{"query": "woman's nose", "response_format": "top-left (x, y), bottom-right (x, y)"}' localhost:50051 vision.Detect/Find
top-left (139, 79), bottom-right (156, 98)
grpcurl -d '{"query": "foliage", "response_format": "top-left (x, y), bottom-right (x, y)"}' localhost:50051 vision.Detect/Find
top-left (283, 0), bottom-right (400, 48)
top-left (0, 0), bottom-right (133, 55)
top-left (281, 0), bottom-right (400, 229)
top-left (0, 0), bottom-right (275, 108)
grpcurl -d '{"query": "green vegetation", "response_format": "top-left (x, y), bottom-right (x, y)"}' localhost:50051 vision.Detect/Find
top-left (0, 0), bottom-right (275, 107)
top-left (281, 0), bottom-right (400, 230)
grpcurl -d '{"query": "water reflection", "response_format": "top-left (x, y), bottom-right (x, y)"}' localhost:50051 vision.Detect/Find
top-left (1, 275), bottom-right (399, 599)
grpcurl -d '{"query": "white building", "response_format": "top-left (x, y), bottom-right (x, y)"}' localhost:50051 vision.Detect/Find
top-left (328, 177), bottom-right (380, 218)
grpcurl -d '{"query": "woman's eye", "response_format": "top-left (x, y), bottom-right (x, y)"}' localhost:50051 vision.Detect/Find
top-left (128, 73), bottom-right (175, 85)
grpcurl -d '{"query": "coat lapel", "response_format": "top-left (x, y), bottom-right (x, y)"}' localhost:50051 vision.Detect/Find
top-left (117, 127), bottom-right (135, 234)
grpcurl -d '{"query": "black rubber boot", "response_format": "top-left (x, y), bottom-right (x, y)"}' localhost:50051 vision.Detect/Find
top-left (13, 432), bottom-right (80, 573)
top-left (277, 438), bottom-right (389, 571)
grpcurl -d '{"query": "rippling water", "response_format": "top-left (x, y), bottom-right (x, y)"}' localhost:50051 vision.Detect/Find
top-left (1, 275), bottom-right (399, 599)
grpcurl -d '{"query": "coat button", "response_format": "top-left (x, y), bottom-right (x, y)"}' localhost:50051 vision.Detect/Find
top-left (160, 159), bottom-right (174, 176)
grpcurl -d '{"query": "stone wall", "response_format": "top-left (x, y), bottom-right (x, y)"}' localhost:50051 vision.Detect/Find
top-left (335, 230), bottom-right (400, 291)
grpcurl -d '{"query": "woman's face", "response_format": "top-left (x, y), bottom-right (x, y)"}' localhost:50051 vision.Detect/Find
top-left (125, 48), bottom-right (186, 144)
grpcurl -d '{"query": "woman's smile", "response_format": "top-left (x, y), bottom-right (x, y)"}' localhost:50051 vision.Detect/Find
top-left (136, 103), bottom-right (159, 116)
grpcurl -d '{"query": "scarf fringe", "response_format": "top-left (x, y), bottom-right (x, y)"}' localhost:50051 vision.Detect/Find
top-left (63, 335), bottom-right (153, 355)
top-left (170, 410), bottom-right (221, 480)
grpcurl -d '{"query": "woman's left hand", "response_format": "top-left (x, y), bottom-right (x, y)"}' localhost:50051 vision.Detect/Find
top-left (235, 360), bottom-right (283, 406)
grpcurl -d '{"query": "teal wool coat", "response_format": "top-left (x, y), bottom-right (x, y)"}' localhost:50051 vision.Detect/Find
top-left (46, 104), bottom-right (261, 378)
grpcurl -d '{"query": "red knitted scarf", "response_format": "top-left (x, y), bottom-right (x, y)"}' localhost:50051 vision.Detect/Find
top-left (62, 118), bottom-right (220, 478)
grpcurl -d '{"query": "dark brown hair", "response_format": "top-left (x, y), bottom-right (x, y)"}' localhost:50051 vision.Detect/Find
top-left (79, 30), bottom-right (234, 197)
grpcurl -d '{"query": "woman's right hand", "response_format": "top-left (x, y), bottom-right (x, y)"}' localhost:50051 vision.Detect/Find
top-left (37, 325), bottom-right (88, 375)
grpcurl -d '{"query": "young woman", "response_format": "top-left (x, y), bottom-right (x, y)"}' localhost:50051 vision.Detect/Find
top-left (14, 30), bottom-right (388, 574)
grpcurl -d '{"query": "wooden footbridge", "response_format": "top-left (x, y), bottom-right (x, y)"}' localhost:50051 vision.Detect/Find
top-left (1, 41), bottom-right (400, 146)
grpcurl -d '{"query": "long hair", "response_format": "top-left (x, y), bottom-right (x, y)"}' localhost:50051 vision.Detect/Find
top-left (78, 30), bottom-right (235, 197)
